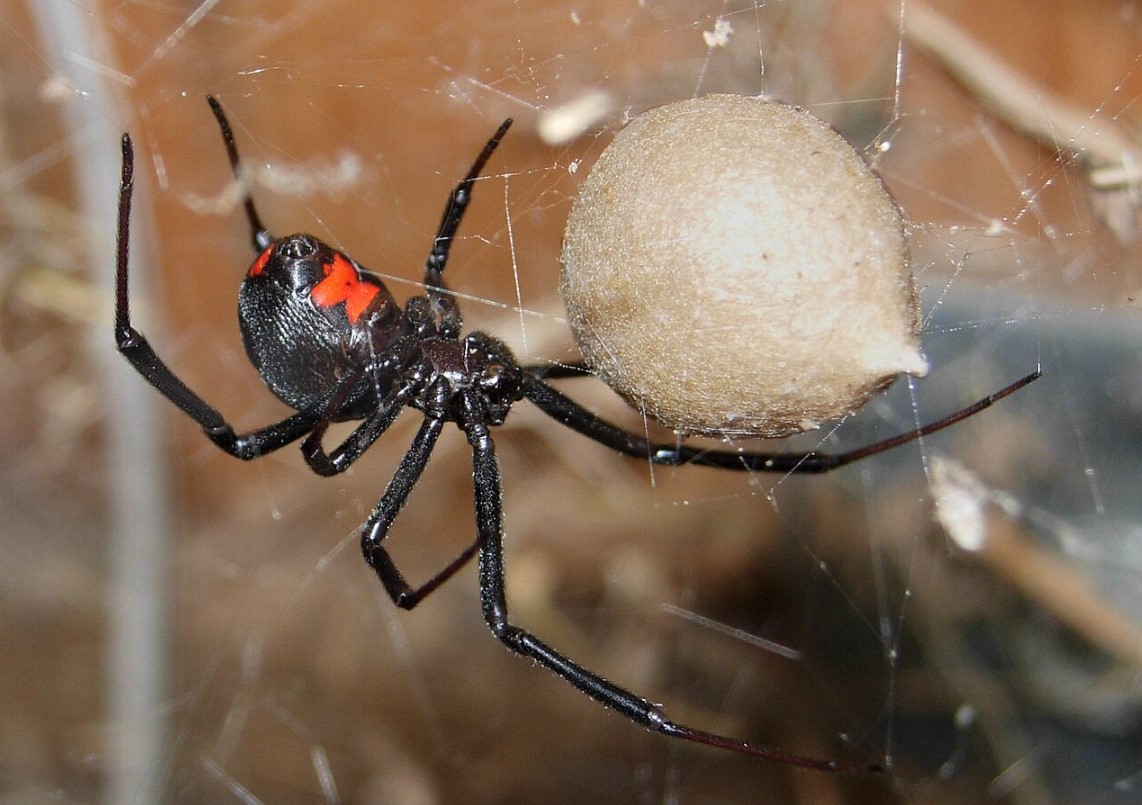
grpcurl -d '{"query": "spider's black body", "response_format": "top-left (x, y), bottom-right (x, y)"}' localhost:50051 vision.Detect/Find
top-left (115, 97), bottom-right (1037, 773)
top-left (239, 234), bottom-right (402, 419)
top-left (237, 230), bottom-right (523, 427)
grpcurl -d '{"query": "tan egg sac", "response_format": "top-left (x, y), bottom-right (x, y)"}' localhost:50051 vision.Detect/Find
top-left (560, 94), bottom-right (928, 438)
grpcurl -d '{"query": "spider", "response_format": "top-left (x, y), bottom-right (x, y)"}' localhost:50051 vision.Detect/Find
top-left (115, 96), bottom-right (1037, 774)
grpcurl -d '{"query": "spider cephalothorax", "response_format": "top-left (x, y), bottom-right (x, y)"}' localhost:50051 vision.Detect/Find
top-left (115, 96), bottom-right (1036, 772)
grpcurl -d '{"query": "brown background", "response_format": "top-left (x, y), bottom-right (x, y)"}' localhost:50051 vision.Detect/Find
top-left (1, 1), bottom-right (1139, 802)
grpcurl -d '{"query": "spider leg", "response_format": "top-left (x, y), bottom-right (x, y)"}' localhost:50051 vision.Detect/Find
top-left (206, 96), bottom-right (273, 252)
top-left (358, 415), bottom-right (483, 609)
top-left (521, 361), bottom-right (591, 380)
top-left (460, 402), bottom-right (879, 772)
top-left (422, 118), bottom-right (513, 338)
top-left (300, 381), bottom-right (413, 477)
top-left (522, 371), bottom-right (1039, 473)
top-left (115, 133), bottom-right (324, 459)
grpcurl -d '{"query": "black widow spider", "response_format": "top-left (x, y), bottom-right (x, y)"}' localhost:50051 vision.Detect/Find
top-left (115, 96), bottom-right (1037, 774)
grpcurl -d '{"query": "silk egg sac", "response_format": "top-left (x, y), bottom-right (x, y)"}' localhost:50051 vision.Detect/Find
top-left (560, 94), bottom-right (928, 438)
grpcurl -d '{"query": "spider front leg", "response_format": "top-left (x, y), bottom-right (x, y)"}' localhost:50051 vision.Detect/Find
top-left (115, 132), bottom-right (325, 459)
top-left (522, 360), bottom-right (590, 380)
top-left (523, 371), bottom-right (1039, 473)
top-left (459, 399), bottom-right (880, 772)
top-left (420, 118), bottom-right (512, 339)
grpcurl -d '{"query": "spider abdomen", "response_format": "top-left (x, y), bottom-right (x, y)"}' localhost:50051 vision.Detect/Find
top-left (238, 233), bottom-right (406, 419)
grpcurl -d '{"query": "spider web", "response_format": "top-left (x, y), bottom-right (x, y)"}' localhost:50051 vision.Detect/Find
top-left (1, 1), bottom-right (1140, 802)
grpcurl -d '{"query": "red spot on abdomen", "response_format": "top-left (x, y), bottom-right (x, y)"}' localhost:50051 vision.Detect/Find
top-left (248, 245), bottom-right (272, 277)
top-left (310, 253), bottom-right (381, 324)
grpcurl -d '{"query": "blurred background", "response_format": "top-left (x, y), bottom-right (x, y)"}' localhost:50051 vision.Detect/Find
top-left (1, 1), bottom-right (1140, 802)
